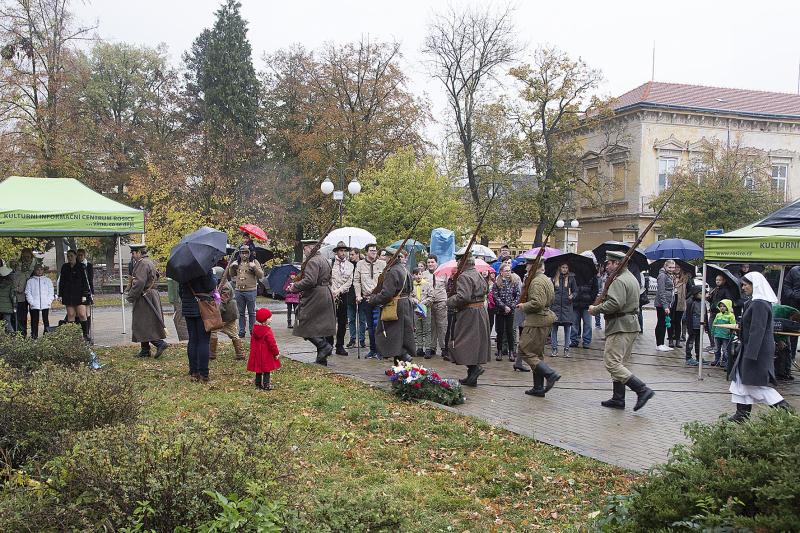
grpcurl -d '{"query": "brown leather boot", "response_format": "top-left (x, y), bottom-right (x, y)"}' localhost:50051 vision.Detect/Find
top-left (190, 372), bottom-right (200, 382)
top-left (199, 374), bottom-right (210, 383)
top-left (233, 337), bottom-right (245, 360)
top-left (209, 335), bottom-right (218, 360)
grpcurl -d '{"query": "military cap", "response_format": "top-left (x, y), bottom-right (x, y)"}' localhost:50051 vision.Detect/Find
top-left (454, 247), bottom-right (468, 257)
top-left (300, 239), bottom-right (316, 246)
top-left (129, 243), bottom-right (147, 252)
top-left (332, 240), bottom-right (349, 252)
top-left (605, 250), bottom-right (626, 262)
top-left (524, 254), bottom-right (539, 264)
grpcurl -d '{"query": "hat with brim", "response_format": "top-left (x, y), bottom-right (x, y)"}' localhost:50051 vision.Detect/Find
top-left (129, 243), bottom-right (147, 252)
top-left (0, 266), bottom-right (12, 277)
top-left (333, 240), bottom-right (349, 252)
top-left (300, 239), bottom-right (316, 246)
top-left (454, 247), bottom-right (469, 258)
top-left (605, 250), bottom-right (626, 262)
top-left (524, 255), bottom-right (539, 264)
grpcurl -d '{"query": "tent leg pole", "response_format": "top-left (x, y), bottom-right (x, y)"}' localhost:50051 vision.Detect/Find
top-left (778, 267), bottom-right (786, 304)
top-left (699, 262), bottom-right (707, 380)
top-left (118, 235), bottom-right (126, 334)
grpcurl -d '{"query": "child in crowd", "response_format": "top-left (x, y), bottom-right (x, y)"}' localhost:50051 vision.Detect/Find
top-left (247, 308), bottom-right (280, 391)
top-left (710, 299), bottom-right (736, 367)
top-left (410, 267), bottom-right (432, 358)
top-left (0, 266), bottom-right (15, 333)
top-left (210, 266), bottom-right (244, 360)
top-left (684, 285), bottom-right (709, 366)
top-left (283, 271), bottom-right (299, 328)
top-left (25, 264), bottom-right (54, 340)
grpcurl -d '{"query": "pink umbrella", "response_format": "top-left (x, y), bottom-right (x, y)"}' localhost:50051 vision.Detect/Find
top-left (433, 258), bottom-right (493, 277)
top-left (516, 247), bottom-right (562, 260)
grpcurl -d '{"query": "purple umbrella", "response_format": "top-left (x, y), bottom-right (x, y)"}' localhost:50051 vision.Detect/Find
top-left (516, 247), bottom-right (562, 260)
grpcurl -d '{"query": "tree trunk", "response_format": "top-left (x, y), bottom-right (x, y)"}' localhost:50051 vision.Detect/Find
top-left (293, 223), bottom-right (304, 264)
top-left (54, 239), bottom-right (66, 269)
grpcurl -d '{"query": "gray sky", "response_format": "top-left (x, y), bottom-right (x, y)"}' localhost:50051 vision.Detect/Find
top-left (73, 0), bottom-right (800, 139)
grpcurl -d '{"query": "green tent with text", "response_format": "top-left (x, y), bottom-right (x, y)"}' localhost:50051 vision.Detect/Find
top-left (704, 199), bottom-right (800, 264)
top-left (0, 176), bottom-right (145, 236)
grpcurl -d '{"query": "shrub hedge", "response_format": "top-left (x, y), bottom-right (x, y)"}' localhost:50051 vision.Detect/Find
top-left (594, 409), bottom-right (800, 533)
top-left (0, 324), bottom-right (91, 371)
top-left (0, 363), bottom-right (139, 468)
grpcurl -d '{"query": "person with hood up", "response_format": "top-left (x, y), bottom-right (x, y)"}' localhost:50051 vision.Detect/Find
top-left (710, 299), bottom-right (736, 367)
top-left (727, 271), bottom-right (793, 422)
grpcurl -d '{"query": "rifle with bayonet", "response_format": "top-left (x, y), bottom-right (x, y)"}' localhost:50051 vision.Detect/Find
top-left (593, 180), bottom-right (684, 306)
top-left (518, 202), bottom-right (566, 304)
top-left (371, 197), bottom-right (437, 296)
top-left (293, 202), bottom-right (351, 284)
top-left (448, 193), bottom-right (497, 298)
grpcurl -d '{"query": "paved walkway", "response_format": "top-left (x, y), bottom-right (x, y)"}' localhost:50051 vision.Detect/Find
top-left (83, 303), bottom-right (799, 472)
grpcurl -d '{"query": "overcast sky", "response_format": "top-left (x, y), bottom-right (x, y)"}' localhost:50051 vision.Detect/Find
top-left (73, 0), bottom-right (800, 141)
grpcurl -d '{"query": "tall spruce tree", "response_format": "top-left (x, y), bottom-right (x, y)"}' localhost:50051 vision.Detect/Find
top-left (199, 0), bottom-right (259, 138)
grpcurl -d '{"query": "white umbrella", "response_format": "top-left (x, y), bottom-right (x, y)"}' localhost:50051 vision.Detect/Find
top-left (323, 227), bottom-right (377, 249)
top-left (469, 244), bottom-right (497, 261)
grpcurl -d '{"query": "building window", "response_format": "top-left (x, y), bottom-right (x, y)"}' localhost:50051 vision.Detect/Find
top-left (691, 160), bottom-right (708, 184)
top-left (772, 164), bottom-right (788, 202)
top-left (658, 158), bottom-right (677, 192)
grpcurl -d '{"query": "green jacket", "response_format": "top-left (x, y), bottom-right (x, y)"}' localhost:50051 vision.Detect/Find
top-left (773, 304), bottom-right (799, 345)
top-left (711, 299), bottom-right (736, 339)
top-left (519, 272), bottom-right (557, 328)
top-left (0, 278), bottom-right (16, 314)
top-left (593, 268), bottom-right (640, 335)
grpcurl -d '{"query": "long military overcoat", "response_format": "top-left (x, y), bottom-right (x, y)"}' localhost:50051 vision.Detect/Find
top-left (445, 262), bottom-right (491, 366)
top-left (291, 252), bottom-right (336, 339)
top-left (127, 255), bottom-right (166, 343)
top-left (369, 262), bottom-right (415, 359)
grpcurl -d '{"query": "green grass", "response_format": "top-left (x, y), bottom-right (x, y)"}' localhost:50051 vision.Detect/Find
top-left (95, 344), bottom-right (639, 532)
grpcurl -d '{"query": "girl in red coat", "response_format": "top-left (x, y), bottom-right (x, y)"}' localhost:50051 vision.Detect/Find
top-left (248, 308), bottom-right (281, 390)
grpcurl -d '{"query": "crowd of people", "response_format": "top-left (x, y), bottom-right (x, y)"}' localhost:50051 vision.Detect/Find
top-left (0, 247), bottom-right (93, 341)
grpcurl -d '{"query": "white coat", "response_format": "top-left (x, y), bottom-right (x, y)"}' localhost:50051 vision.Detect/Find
top-left (25, 275), bottom-right (55, 310)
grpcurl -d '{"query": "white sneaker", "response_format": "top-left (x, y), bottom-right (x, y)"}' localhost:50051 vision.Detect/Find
top-left (656, 345), bottom-right (672, 352)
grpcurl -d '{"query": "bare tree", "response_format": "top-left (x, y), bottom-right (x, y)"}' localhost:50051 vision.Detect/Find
top-left (423, 2), bottom-right (522, 220)
top-left (0, 0), bottom-right (94, 266)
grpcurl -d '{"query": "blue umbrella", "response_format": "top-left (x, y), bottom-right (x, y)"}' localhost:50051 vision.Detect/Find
top-left (644, 238), bottom-right (703, 260)
top-left (266, 264), bottom-right (300, 299)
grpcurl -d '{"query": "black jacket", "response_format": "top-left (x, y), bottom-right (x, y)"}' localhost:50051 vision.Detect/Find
top-left (59, 262), bottom-right (90, 306)
top-left (572, 276), bottom-right (598, 310)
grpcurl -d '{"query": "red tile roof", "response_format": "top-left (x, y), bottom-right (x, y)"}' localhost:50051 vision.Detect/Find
top-left (613, 81), bottom-right (800, 119)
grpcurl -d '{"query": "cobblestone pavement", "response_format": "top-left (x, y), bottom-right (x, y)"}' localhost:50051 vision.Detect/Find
top-left (85, 304), bottom-right (800, 472)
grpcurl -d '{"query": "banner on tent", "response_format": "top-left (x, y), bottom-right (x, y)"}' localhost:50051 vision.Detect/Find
top-left (704, 236), bottom-right (800, 262)
top-left (0, 211), bottom-right (143, 233)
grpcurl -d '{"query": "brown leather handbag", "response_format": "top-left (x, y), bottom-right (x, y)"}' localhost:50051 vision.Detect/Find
top-left (189, 285), bottom-right (223, 332)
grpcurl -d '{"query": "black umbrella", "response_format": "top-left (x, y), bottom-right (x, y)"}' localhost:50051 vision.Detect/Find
top-left (166, 227), bottom-right (229, 283)
top-left (544, 253), bottom-right (597, 286)
top-left (705, 264), bottom-right (742, 301)
top-left (253, 245), bottom-right (274, 264)
top-left (648, 258), bottom-right (696, 278)
top-left (591, 241), bottom-right (649, 272)
top-left (266, 264), bottom-right (300, 298)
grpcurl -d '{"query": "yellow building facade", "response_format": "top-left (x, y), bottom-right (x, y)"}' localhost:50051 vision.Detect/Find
top-left (490, 81), bottom-right (800, 257)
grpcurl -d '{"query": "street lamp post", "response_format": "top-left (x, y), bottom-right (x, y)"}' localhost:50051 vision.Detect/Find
top-left (556, 218), bottom-right (580, 253)
top-left (321, 163), bottom-right (361, 226)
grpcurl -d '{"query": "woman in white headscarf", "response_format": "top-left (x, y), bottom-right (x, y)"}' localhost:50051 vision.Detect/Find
top-left (727, 271), bottom-right (792, 422)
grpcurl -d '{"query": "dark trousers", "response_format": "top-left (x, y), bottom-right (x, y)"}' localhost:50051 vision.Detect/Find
top-left (16, 300), bottom-right (28, 336)
top-left (670, 309), bottom-right (684, 342)
top-left (685, 329), bottom-right (701, 360)
top-left (495, 312), bottom-right (515, 354)
top-left (488, 306), bottom-right (496, 334)
top-left (286, 302), bottom-right (297, 324)
top-left (186, 316), bottom-right (211, 377)
top-left (359, 300), bottom-right (377, 351)
top-left (29, 308), bottom-right (50, 339)
top-left (328, 299), bottom-right (348, 348)
top-left (655, 306), bottom-right (668, 345)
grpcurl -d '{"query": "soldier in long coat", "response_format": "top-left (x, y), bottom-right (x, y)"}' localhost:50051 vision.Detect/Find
top-left (446, 250), bottom-right (491, 386)
top-left (516, 257), bottom-right (561, 397)
top-left (288, 240), bottom-right (336, 366)
top-left (369, 249), bottom-right (415, 365)
top-left (589, 251), bottom-right (654, 411)
top-left (127, 244), bottom-right (168, 358)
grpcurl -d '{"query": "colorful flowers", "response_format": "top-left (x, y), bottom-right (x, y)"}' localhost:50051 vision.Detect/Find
top-left (386, 361), bottom-right (465, 406)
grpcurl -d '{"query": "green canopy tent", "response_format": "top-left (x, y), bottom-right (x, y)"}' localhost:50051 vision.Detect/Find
top-left (0, 176), bottom-right (146, 335)
top-left (697, 199), bottom-right (800, 377)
